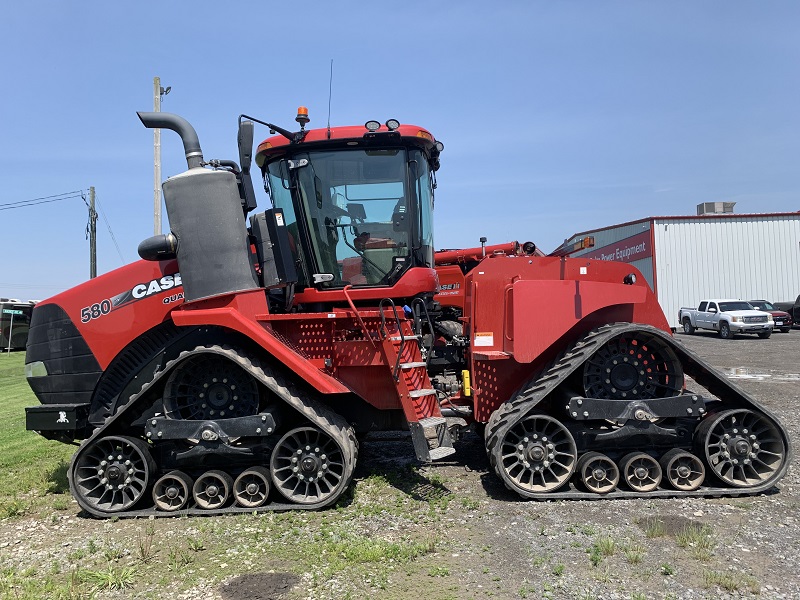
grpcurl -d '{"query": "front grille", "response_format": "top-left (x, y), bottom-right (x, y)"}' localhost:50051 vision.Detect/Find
top-left (744, 316), bottom-right (768, 324)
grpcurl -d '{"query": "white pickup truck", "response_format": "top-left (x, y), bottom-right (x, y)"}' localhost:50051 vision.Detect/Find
top-left (678, 299), bottom-right (773, 339)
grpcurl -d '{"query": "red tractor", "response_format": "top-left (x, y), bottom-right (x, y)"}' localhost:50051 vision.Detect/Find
top-left (24, 108), bottom-right (790, 517)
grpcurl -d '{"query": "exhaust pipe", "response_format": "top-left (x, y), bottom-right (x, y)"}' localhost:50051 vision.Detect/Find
top-left (137, 111), bottom-right (204, 169)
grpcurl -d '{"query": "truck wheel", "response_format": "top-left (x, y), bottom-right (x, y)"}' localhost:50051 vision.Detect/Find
top-left (719, 322), bottom-right (732, 339)
top-left (758, 330), bottom-right (772, 339)
top-left (780, 328), bottom-right (790, 333)
top-left (682, 318), bottom-right (695, 334)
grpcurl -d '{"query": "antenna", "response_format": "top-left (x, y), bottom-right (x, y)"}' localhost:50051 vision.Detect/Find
top-left (327, 59), bottom-right (333, 139)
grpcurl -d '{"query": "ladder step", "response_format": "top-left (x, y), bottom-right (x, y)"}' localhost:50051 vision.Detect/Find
top-left (400, 361), bottom-right (427, 369)
top-left (389, 334), bottom-right (422, 341)
top-left (428, 446), bottom-right (457, 460)
top-left (409, 389), bottom-right (436, 399)
top-left (417, 416), bottom-right (447, 428)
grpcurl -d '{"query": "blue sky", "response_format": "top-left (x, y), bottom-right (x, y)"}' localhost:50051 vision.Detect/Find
top-left (2, 2), bottom-right (798, 300)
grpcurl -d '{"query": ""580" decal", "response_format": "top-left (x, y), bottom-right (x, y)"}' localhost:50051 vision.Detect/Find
top-left (80, 299), bottom-right (112, 323)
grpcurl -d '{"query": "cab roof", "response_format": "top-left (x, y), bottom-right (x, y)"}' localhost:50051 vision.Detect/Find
top-left (255, 123), bottom-right (438, 168)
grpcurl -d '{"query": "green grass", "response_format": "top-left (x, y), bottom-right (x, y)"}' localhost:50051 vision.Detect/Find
top-left (0, 352), bottom-right (74, 516)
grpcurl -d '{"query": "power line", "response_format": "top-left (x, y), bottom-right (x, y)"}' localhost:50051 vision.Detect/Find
top-left (95, 195), bottom-right (126, 264)
top-left (0, 193), bottom-right (84, 211)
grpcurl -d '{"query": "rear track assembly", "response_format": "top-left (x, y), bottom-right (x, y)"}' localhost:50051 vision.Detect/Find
top-left (485, 323), bottom-right (791, 500)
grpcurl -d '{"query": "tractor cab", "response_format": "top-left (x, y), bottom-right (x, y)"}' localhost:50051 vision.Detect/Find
top-left (254, 111), bottom-right (443, 294)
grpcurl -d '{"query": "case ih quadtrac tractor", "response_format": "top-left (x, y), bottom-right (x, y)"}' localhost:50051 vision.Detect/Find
top-left (25, 108), bottom-right (790, 517)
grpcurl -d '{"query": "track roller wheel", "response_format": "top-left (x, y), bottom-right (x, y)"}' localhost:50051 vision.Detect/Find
top-left (271, 426), bottom-right (350, 505)
top-left (583, 330), bottom-right (683, 400)
top-left (493, 414), bottom-right (577, 495)
top-left (659, 449), bottom-right (705, 491)
top-left (72, 436), bottom-right (155, 514)
top-left (576, 452), bottom-right (619, 493)
top-left (152, 470), bottom-right (193, 512)
top-left (619, 452), bottom-right (662, 492)
top-left (696, 409), bottom-right (786, 488)
top-left (233, 467), bottom-right (271, 508)
top-left (193, 470), bottom-right (234, 509)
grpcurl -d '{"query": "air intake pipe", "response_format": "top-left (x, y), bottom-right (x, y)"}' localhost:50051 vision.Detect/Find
top-left (137, 112), bottom-right (204, 169)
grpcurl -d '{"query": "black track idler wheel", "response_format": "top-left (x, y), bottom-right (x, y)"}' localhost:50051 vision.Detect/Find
top-left (492, 413), bottom-right (578, 495)
top-left (72, 436), bottom-right (155, 514)
top-left (153, 470), bottom-right (193, 512)
top-left (696, 409), bottom-right (786, 488)
top-left (163, 354), bottom-right (260, 420)
top-left (583, 330), bottom-right (683, 400)
top-left (271, 426), bottom-right (350, 505)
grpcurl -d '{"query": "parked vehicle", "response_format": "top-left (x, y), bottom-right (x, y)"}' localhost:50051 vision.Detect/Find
top-left (748, 300), bottom-right (793, 333)
top-left (678, 299), bottom-right (773, 339)
top-left (23, 110), bottom-right (790, 517)
top-left (0, 299), bottom-right (35, 350)
top-left (773, 295), bottom-right (800, 325)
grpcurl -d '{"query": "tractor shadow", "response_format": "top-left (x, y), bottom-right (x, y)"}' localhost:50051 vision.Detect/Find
top-left (46, 459), bottom-right (70, 494)
top-left (353, 430), bottom-right (519, 503)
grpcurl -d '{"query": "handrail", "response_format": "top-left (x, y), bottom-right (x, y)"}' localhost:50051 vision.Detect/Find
top-left (342, 285), bottom-right (375, 347)
top-left (411, 297), bottom-right (434, 369)
top-left (379, 298), bottom-right (405, 381)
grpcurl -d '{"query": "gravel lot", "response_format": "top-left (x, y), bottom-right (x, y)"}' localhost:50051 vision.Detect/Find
top-left (1, 328), bottom-right (797, 599)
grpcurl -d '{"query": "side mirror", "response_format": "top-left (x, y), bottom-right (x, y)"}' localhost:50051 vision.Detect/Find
top-left (238, 119), bottom-right (254, 174)
top-left (708, 307), bottom-right (717, 313)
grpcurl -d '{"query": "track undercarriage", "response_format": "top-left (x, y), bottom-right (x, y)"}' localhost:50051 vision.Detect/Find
top-left (67, 323), bottom-right (791, 518)
top-left (485, 323), bottom-right (791, 500)
top-left (69, 345), bottom-right (358, 518)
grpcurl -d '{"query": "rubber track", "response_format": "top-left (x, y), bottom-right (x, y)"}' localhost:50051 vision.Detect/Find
top-left (485, 323), bottom-right (793, 500)
top-left (68, 345), bottom-right (358, 518)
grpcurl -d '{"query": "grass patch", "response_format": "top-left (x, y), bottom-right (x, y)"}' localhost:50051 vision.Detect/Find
top-left (703, 569), bottom-right (760, 594)
top-left (640, 517), bottom-right (666, 538)
top-left (0, 353), bottom-right (74, 516)
top-left (675, 523), bottom-right (715, 561)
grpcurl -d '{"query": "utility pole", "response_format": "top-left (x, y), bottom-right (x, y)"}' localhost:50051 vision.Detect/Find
top-left (89, 186), bottom-right (97, 278)
top-left (153, 77), bottom-right (171, 235)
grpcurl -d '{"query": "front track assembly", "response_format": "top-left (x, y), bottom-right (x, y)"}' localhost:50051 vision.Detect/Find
top-left (68, 346), bottom-right (358, 518)
top-left (485, 323), bottom-right (791, 500)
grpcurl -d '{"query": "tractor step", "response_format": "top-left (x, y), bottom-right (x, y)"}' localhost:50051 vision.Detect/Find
top-left (400, 361), bottom-right (427, 369)
top-left (409, 388), bottom-right (436, 398)
top-left (409, 416), bottom-right (456, 463)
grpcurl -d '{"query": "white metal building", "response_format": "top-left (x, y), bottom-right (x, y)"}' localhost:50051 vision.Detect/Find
top-left (564, 210), bottom-right (800, 329)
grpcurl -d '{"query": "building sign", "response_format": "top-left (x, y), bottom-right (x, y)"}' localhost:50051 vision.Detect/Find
top-left (2, 309), bottom-right (24, 316)
top-left (584, 230), bottom-right (652, 264)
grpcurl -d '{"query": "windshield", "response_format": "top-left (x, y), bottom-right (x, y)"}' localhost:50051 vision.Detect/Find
top-left (749, 301), bottom-right (774, 310)
top-left (719, 302), bottom-right (756, 312)
top-left (265, 147), bottom-right (433, 287)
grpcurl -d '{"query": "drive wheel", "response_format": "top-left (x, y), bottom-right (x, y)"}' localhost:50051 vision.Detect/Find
top-left (271, 426), bottom-right (350, 505)
top-left (696, 409), bottom-right (786, 488)
top-left (682, 319), bottom-right (695, 334)
top-left (619, 452), bottom-right (662, 492)
top-left (659, 449), bottom-right (705, 491)
top-left (233, 467), bottom-right (271, 508)
top-left (757, 330), bottom-right (771, 339)
top-left (583, 330), bottom-right (683, 400)
top-left (164, 353), bottom-right (260, 420)
top-left (576, 452), bottom-right (619, 494)
top-left (719, 322), bottom-right (733, 339)
top-left (153, 470), bottom-right (193, 512)
top-left (492, 413), bottom-right (577, 494)
top-left (193, 470), bottom-right (233, 509)
top-left (72, 436), bottom-right (155, 514)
